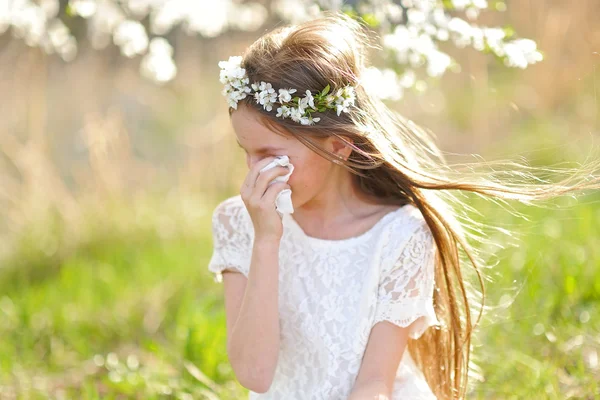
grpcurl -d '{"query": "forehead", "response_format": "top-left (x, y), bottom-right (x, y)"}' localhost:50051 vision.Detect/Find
top-left (231, 105), bottom-right (291, 148)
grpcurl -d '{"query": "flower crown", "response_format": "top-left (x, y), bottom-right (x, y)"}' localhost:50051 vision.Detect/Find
top-left (218, 56), bottom-right (356, 126)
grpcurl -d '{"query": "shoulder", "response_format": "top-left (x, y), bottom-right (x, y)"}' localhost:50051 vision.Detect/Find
top-left (208, 195), bottom-right (254, 280)
top-left (212, 194), bottom-right (245, 216)
top-left (387, 204), bottom-right (430, 238)
top-left (379, 204), bottom-right (433, 264)
top-left (212, 194), bottom-right (249, 222)
top-left (211, 195), bottom-right (253, 237)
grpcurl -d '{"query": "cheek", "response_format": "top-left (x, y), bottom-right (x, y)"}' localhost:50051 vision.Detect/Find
top-left (288, 156), bottom-right (329, 190)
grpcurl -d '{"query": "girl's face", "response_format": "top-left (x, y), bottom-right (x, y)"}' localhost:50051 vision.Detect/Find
top-left (231, 104), bottom-right (337, 209)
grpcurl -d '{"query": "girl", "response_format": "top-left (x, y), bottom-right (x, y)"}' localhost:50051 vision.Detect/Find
top-left (208, 12), bottom-right (598, 400)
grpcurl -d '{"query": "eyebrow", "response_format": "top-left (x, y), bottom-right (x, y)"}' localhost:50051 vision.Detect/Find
top-left (236, 140), bottom-right (285, 153)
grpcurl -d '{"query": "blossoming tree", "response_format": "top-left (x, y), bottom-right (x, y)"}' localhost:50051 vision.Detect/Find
top-left (0, 0), bottom-right (542, 99)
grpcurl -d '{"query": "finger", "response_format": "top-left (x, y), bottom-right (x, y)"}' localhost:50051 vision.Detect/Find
top-left (251, 166), bottom-right (292, 204)
top-left (244, 156), bottom-right (280, 191)
top-left (256, 165), bottom-right (291, 189)
top-left (241, 156), bottom-right (279, 198)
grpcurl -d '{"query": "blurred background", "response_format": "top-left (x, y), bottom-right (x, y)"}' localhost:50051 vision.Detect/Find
top-left (0, 0), bottom-right (599, 399)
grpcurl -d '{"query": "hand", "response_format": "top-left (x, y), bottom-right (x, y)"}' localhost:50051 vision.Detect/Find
top-left (240, 156), bottom-right (292, 242)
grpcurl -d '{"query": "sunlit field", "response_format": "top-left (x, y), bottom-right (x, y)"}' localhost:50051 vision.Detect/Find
top-left (1, 1), bottom-right (599, 399)
top-left (1, 192), bottom-right (599, 399)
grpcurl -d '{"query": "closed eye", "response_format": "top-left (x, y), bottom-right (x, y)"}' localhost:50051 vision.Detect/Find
top-left (236, 141), bottom-right (285, 154)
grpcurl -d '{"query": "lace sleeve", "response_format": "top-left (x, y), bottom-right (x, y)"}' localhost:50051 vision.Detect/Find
top-left (373, 220), bottom-right (439, 339)
top-left (207, 197), bottom-right (253, 282)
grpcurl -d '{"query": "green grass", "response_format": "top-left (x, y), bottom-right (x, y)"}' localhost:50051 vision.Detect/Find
top-left (466, 194), bottom-right (600, 399)
top-left (0, 202), bottom-right (248, 399)
top-left (0, 193), bottom-right (598, 399)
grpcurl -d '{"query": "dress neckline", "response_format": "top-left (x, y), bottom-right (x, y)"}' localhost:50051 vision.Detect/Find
top-left (283, 204), bottom-right (411, 247)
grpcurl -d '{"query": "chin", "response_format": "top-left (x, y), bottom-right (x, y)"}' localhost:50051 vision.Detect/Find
top-left (290, 192), bottom-right (314, 211)
top-left (290, 192), bottom-right (304, 209)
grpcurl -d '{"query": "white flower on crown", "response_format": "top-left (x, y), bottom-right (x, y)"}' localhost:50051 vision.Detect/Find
top-left (343, 86), bottom-right (356, 102)
top-left (299, 90), bottom-right (316, 110)
top-left (278, 88), bottom-right (297, 103)
top-left (276, 105), bottom-right (291, 118)
top-left (254, 81), bottom-right (278, 112)
top-left (218, 56), bottom-right (251, 110)
top-left (218, 56), bottom-right (244, 84)
top-left (334, 86), bottom-right (356, 116)
top-left (218, 55), bottom-right (357, 124)
top-left (301, 116), bottom-right (320, 125)
top-left (324, 94), bottom-right (335, 107)
top-left (289, 107), bottom-right (303, 123)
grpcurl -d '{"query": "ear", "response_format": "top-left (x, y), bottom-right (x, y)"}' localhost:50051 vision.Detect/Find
top-left (327, 134), bottom-right (354, 161)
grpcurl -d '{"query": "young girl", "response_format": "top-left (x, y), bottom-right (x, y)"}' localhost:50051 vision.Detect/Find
top-left (208, 12), bottom-right (598, 400)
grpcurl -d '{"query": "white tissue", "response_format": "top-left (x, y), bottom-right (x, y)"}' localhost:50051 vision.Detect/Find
top-left (258, 155), bottom-right (294, 214)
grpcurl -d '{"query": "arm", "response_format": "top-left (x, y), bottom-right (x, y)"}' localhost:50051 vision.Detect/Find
top-left (223, 238), bottom-right (281, 393)
top-left (213, 158), bottom-right (293, 393)
top-left (350, 219), bottom-right (438, 399)
top-left (348, 321), bottom-right (410, 400)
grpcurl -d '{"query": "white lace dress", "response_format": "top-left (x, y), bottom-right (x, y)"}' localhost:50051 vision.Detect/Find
top-left (208, 195), bottom-right (440, 400)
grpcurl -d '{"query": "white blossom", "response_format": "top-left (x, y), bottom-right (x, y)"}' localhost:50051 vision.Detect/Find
top-left (113, 20), bottom-right (148, 57)
top-left (426, 50), bottom-right (452, 77)
top-left (451, 0), bottom-right (488, 10)
top-left (289, 107), bottom-right (303, 122)
top-left (366, 0), bottom-right (540, 96)
top-left (361, 67), bottom-right (403, 100)
top-left (328, 86), bottom-right (355, 116)
top-left (503, 39), bottom-right (543, 69)
top-left (213, 1), bottom-right (540, 107)
top-left (276, 105), bottom-right (291, 118)
top-left (1, 0), bottom-right (540, 87)
top-left (219, 56), bottom-right (252, 109)
top-left (278, 88), bottom-right (297, 103)
top-left (298, 90), bottom-right (316, 111)
top-left (342, 86), bottom-right (355, 103)
top-left (255, 81), bottom-right (278, 111)
top-left (70, 0), bottom-right (97, 18)
top-left (140, 37), bottom-right (177, 83)
top-left (300, 115), bottom-right (320, 125)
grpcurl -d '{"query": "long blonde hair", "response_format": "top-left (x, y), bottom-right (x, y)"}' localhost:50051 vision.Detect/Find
top-left (229, 11), bottom-right (600, 399)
